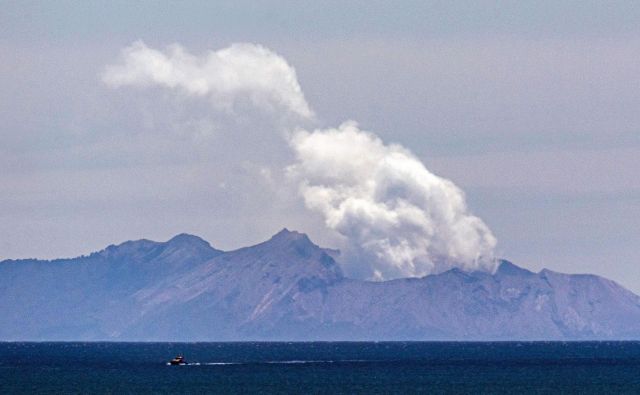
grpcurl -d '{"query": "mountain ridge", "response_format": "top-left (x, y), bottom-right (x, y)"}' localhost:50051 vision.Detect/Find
top-left (1, 229), bottom-right (639, 341)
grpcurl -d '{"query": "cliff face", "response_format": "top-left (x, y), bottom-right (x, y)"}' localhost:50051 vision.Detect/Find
top-left (2, 229), bottom-right (640, 341)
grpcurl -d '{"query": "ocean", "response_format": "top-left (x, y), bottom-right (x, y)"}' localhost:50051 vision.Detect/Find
top-left (1, 342), bottom-right (640, 394)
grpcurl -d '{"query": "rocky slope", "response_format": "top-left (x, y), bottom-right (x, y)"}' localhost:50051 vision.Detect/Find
top-left (1, 229), bottom-right (639, 340)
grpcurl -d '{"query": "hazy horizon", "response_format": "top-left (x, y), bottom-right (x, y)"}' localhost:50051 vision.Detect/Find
top-left (2, 1), bottom-right (639, 291)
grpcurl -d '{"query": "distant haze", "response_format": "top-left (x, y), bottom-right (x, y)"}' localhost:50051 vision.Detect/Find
top-left (1, 2), bottom-right (639, 290)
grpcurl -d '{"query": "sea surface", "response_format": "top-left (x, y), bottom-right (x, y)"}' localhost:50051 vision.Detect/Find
top-left (1, 342), bottom-right (640, 394)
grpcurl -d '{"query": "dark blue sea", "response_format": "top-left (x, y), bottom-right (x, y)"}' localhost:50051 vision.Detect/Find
top-left (2, 342), bottom-right (640, 394)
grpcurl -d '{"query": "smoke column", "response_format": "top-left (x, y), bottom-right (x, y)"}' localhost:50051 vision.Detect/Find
top-left (103, 40), bottom-right (313, 119)
top-left (288, 121), bottom-right (496, 279)
top-left (104, 41), bottom-right (498, 280)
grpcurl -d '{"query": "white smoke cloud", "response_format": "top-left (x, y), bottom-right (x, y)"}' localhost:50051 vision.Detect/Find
top-left (288, 121), bottom-right (497, 280)
top-left (102, 40), bottom-right (313, 119)
top-left (104, 41), bottom-right (497, 280)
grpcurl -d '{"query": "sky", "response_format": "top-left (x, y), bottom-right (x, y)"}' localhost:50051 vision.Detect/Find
top-left (1, 1), bottom-right (640, 289)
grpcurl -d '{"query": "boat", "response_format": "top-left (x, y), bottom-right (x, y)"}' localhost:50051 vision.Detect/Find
top-left (168, 355), bottom-right (186, 365)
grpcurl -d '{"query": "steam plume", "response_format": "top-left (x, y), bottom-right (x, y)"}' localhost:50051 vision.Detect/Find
top-left (103, 41), bottom-right (313, 119)
top-left (288, 121), bottom-right (497, 280)
top-left (104, 41), bottom-right (497, 280)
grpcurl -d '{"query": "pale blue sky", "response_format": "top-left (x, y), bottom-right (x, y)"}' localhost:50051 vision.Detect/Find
top-left (1, 1), bottom-right (639, 291)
